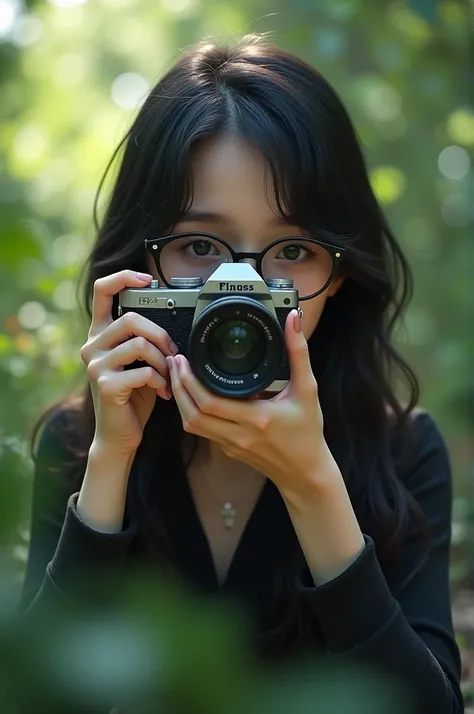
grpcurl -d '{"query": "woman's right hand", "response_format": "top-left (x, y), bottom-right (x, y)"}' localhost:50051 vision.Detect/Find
top-left (80, 270), bottom-right (179, 455)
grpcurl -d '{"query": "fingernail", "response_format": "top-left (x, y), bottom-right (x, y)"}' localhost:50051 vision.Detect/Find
top-left (168, 340), bottom-right (179, 356)
top-left (166, 356), bottom-right (174, 373)
top-left (136, 272), bottom-right (153, 282)
top-left (294, 309), bottom-right (302, 333)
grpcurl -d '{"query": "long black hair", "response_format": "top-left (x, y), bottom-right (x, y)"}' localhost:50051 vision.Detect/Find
top-left (31, 33), bottom-right (429, 658)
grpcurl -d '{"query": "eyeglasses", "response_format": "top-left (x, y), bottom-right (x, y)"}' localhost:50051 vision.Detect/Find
top-left (145, 232), bottom-right (346, 301)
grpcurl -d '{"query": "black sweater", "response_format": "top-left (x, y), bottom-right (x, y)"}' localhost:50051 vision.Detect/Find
top-left (18, 408), bottom-right (464, 713)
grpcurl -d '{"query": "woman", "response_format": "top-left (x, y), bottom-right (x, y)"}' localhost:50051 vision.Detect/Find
top-left (19, 34), bottom-right (463, 713)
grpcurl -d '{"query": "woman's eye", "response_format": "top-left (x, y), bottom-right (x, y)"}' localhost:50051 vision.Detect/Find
top-left (277, 244), bottom-right (309, 261)
top-left (187, 240), bottom-right (219, 257)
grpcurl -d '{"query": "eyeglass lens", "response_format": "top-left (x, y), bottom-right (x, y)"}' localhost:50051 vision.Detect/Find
top-left (158, 234), bottom-right (334, 299)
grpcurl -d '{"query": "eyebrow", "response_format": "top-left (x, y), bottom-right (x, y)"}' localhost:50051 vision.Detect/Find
top-left (179, 210), bottom-right (294, 227)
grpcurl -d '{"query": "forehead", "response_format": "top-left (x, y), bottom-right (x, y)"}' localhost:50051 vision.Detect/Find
top-left (187, 135), bottom-right (282, 219)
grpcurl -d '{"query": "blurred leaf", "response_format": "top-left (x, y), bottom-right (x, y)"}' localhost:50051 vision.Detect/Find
top-left (407, 0), bottom-right (438, 22)
top-left (0, 219), bottom-right (42, 269)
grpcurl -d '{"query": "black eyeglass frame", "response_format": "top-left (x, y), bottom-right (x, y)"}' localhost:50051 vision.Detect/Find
top-left (144, 233), bottom-right (346, 301)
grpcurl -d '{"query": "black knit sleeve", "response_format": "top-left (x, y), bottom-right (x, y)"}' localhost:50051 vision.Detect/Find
top-left (295, 410), bottom-right (464, 714)
top-left (18, 408), bottom-right (137, 616)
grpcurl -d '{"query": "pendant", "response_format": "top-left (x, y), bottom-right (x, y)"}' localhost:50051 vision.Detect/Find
top-left (221, 501), bottom-right (236, 529)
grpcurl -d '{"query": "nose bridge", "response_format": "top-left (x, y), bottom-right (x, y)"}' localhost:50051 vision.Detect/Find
top-left (238, 256), bottom-right (257, 268)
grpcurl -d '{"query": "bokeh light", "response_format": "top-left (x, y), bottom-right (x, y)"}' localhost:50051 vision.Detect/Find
top-left (0, 0), bottom-right (20, 38)
top-left (313, 27), bottom-right (346, 59)
top-left (446, 108), bottom-right (474, 146)
top-left (10, 13), bottom-right (43, 47)
top-left (52, 280), bottom-right (77, 310)
top-left (360, 81), bottom-right (402, 123)
top-left (370, 165), bottom-right (406, 204)
top-left (47, 0), bottom-right (88, 7)
top-left (18, 301), bottom-right (47, 330)
top-left (438, 145), bottom-right (470, 180)
top-left (52, 52), bottom-right (92, 87)
top-left (12, 124), bottom-right (51, 177)
top-left (161, 0), bottom-right (199, 14)
top-left (110, 72), bottom-right (150, 109)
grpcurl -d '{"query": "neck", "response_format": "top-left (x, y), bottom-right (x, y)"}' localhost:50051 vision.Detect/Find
top-left (187, 435), bottom-right (264, 484)
top-left (196, 437), bottom-right (241, 473)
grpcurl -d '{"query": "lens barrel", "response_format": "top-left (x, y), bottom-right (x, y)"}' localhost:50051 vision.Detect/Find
top-left (188, 296), bottom-right (285, 398)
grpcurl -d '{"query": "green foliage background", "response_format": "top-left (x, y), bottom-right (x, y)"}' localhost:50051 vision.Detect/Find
top-left (0, 0), bottom-right (472, 705)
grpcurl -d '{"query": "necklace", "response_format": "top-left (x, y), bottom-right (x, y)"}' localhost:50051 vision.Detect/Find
top-left (191, 462), bottom-right (263, 530)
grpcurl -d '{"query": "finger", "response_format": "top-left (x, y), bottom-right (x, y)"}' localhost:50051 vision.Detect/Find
top-left (97, 366), bottom-right (170, 403)
top-left (167, 356), bottom-right (238, 440)
top-left (99, 336), bottom-right (168, 377)
top-left (90, 270), bottom-right (154, 336)
top-left (174, 354), bottom-right (259, 423)
top-left (285, 309), bottom-right (317, 397)
top-left (93, 311), bottom-right (178, 358)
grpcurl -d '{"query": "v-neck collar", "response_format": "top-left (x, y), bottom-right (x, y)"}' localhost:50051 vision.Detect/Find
top-left (157, 458), bottom-right (294, 593)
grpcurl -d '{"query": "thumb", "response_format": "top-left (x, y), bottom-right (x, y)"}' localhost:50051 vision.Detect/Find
top-left (285, 309), bottom-right (315, 396)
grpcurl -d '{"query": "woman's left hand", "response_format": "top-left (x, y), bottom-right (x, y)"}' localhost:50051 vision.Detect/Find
top-left (166, 309), bottom-right (342, 500)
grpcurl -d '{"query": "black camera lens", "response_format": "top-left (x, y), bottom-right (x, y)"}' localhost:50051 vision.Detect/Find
top-left (188, 295), bottom-right (286, 398)
top-left (209, 319), bottom-right (266, 375)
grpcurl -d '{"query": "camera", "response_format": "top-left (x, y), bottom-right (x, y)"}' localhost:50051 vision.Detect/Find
top-left (118, 263), bottom-right (298, 398)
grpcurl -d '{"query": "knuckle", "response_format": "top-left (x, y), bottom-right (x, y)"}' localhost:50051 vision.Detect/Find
top-left (86, 358), bottom-right (101, 381)
top-left (222, 443), bottom-right (238, 459)
top-left (93, 276), bottom-right (106, 294)
top-left (80, 343), bottom-right (90, 364)
top-left (133, 336), bottom-right (148, 353)
top-left (123, 311), bottom-right (138, 328)
top-left (234, 434), bottom-right (252, 452)
top-left (96, 374), bottom-right (111, 396)
top-left (253, 413), bottom-right (270, 432)
top-left (182, 419), bottom-right (193, 433)
top-left (182, 411), bottom-right (199, 433)
top-left (155, 374), bottom-right (166, 389)
top-left (158, 327), bottom-right (170, 345)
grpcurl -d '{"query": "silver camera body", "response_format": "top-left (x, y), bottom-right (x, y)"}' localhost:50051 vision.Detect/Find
top-left (118, 263), bottom-right (298, 398)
